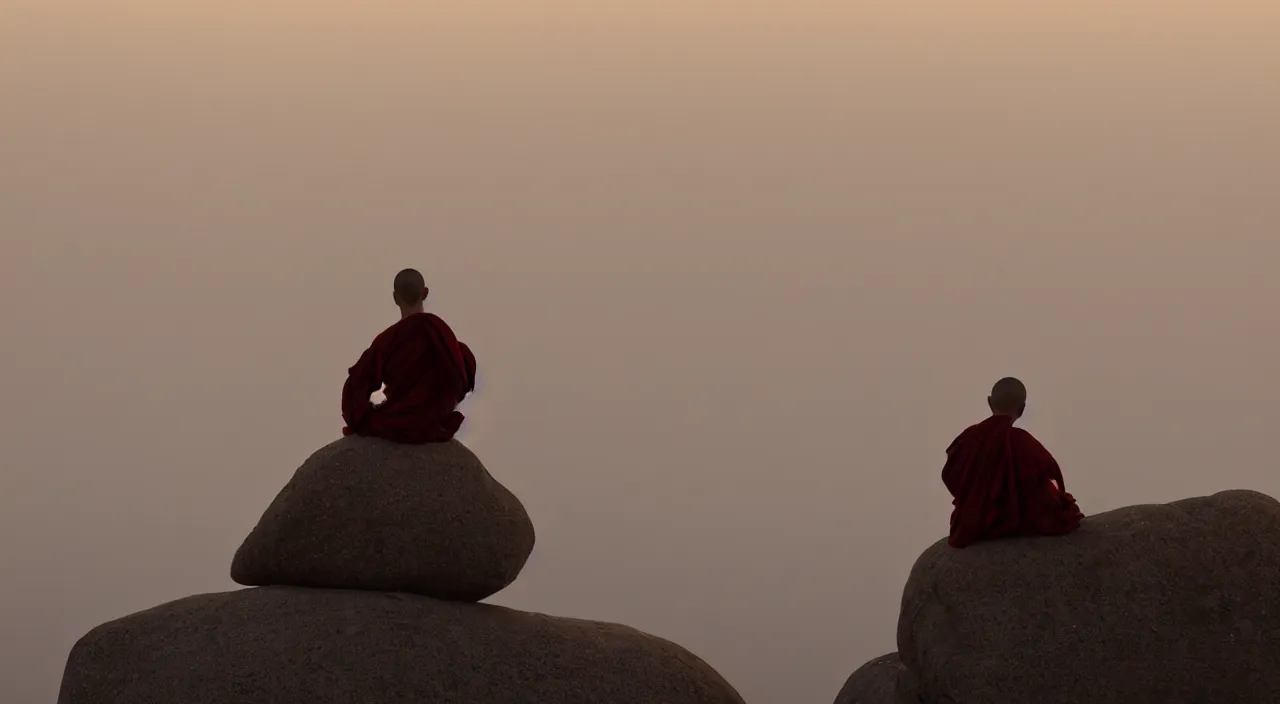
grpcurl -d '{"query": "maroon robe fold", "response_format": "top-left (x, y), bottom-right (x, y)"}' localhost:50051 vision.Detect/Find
top-left (341, 312), bottom-right (477, 444)
top-left (941, 415), bottom-right (1084, 548)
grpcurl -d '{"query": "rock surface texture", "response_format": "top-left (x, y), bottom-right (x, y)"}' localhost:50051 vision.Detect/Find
top-left (231, 436), bottom-right (535, 602)
top-left (835, 489), bottom-right (1280, 704)
top-left (832, 653), bottom-right (915, 704)
top-left (59, 587), bottom-right (747, 704)
top-left (61, 436), bottom-right (747, 703)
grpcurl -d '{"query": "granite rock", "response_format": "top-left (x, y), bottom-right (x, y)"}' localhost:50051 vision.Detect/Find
top-left (898, 489), bottom-right (1280, 704)
top-left (58, 586), bottom-right (747, 704)
top-left (231, 436), bottom-right (534, 602)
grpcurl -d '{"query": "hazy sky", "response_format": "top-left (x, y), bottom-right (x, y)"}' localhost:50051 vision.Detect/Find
top-left (3, 3), bottom-right (1278, 702)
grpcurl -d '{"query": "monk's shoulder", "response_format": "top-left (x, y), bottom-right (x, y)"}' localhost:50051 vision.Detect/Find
top-left (946, 422), bottom-right (981, 454)
top-left (1010, 427), bottom-right (1053, 455)
top-left (369, 321), bottom-right (401, 348)
top-left (363, 323), bottom-right (391, 350)
top-left (424, 312), bottom-right (462, 339)
top-left (1009, 426), bottom-right (1038, 443)
top-left (422, 311), bottom-right (451, 327)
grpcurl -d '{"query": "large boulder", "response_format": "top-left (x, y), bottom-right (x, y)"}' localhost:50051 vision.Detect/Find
top-left (832, 652), bottom-right (917, 704)
top-left (231, 437), bottom-right (535, 602)
top-left (896, 489), bottom-right (1280, 704)
top-left (58, 587), bottom-right (747, 704)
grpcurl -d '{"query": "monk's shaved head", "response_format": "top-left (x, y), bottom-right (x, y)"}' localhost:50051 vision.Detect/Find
top-left (988, 377), bottom-right (1027, 417)
top-left (392, 268), bottom-right (427, 307)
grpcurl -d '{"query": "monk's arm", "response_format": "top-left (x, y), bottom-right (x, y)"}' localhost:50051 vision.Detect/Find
top-left (1036, 441), bottom-right (1068, 492)
top-left (941, 449), bottom-right (963, 496)
top-left (423, 313), bottom-right (473, 391)
top-left (341, 343), bottom-right (383, 431)
top-left (1013, 430), bottom-right (1066, 488)
top-left (459, 342), bottom-right (477, 393)
top-left (1015, 431), bottom-right (1084, 531)
top-left (940, 432), bottom-right (970, 497)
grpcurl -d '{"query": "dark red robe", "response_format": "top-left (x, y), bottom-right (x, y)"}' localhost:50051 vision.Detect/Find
top-left (942, 415), bottom-right (1084, 548)
top-left (341, 312), bottom-right (477, 444)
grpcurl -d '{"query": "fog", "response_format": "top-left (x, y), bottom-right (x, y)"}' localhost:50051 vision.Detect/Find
top-left (3, 2), bottom-right (1278, 702)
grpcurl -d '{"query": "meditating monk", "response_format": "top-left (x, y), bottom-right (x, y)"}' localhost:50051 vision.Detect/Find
top-left (941, 377), bottom-right (1084, 548)
top-left (341, 268), bottom-right (477, 443)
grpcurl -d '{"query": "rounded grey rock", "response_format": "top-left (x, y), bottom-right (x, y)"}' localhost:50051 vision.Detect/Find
top-left (898, 489), bottom-right (1280, 704)
top-left (58, 587), bottom-right (748, 704)
top-left (833, 652), bottom-right (918, 704)
top-left (231, 436), bottom-right (535, 602)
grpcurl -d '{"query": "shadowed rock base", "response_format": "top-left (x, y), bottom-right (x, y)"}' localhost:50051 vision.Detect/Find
top-left (58, 587), bottom-right (748, 704)
top-left (833, 653), bottom-right (920, 704)
top-left (835, 489), bottom-right (1280, 704)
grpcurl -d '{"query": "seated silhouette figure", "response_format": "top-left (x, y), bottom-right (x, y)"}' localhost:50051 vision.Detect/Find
top-left (942, 377), bottom-right (1084, 548)
top-left (341, 268), bottom-right (477, 444)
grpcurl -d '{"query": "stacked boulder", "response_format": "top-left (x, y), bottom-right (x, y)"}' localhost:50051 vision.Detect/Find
top-left (59, 437), bottom-right (747, 704)
top-left (834, 489), bottom-right (1280, 704)
top-left (229, 437), bottom-right (534, 602)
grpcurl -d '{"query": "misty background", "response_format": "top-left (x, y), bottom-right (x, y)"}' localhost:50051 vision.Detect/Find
top-left (3, 3), bottom-right (1278, 702)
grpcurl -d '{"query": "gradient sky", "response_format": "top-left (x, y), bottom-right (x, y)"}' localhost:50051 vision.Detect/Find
top-left (3, 3), bottom-right (1278, 703)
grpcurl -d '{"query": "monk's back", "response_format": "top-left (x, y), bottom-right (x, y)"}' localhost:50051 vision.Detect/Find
top-left (943, 377), bottom-right (1084, 547)
top-left (341, 273), bottom-right (478, 445)
top-left (376, 313), bottom-right (468, 406)
top-left (1008, 426), bottom-right (1053, 483)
